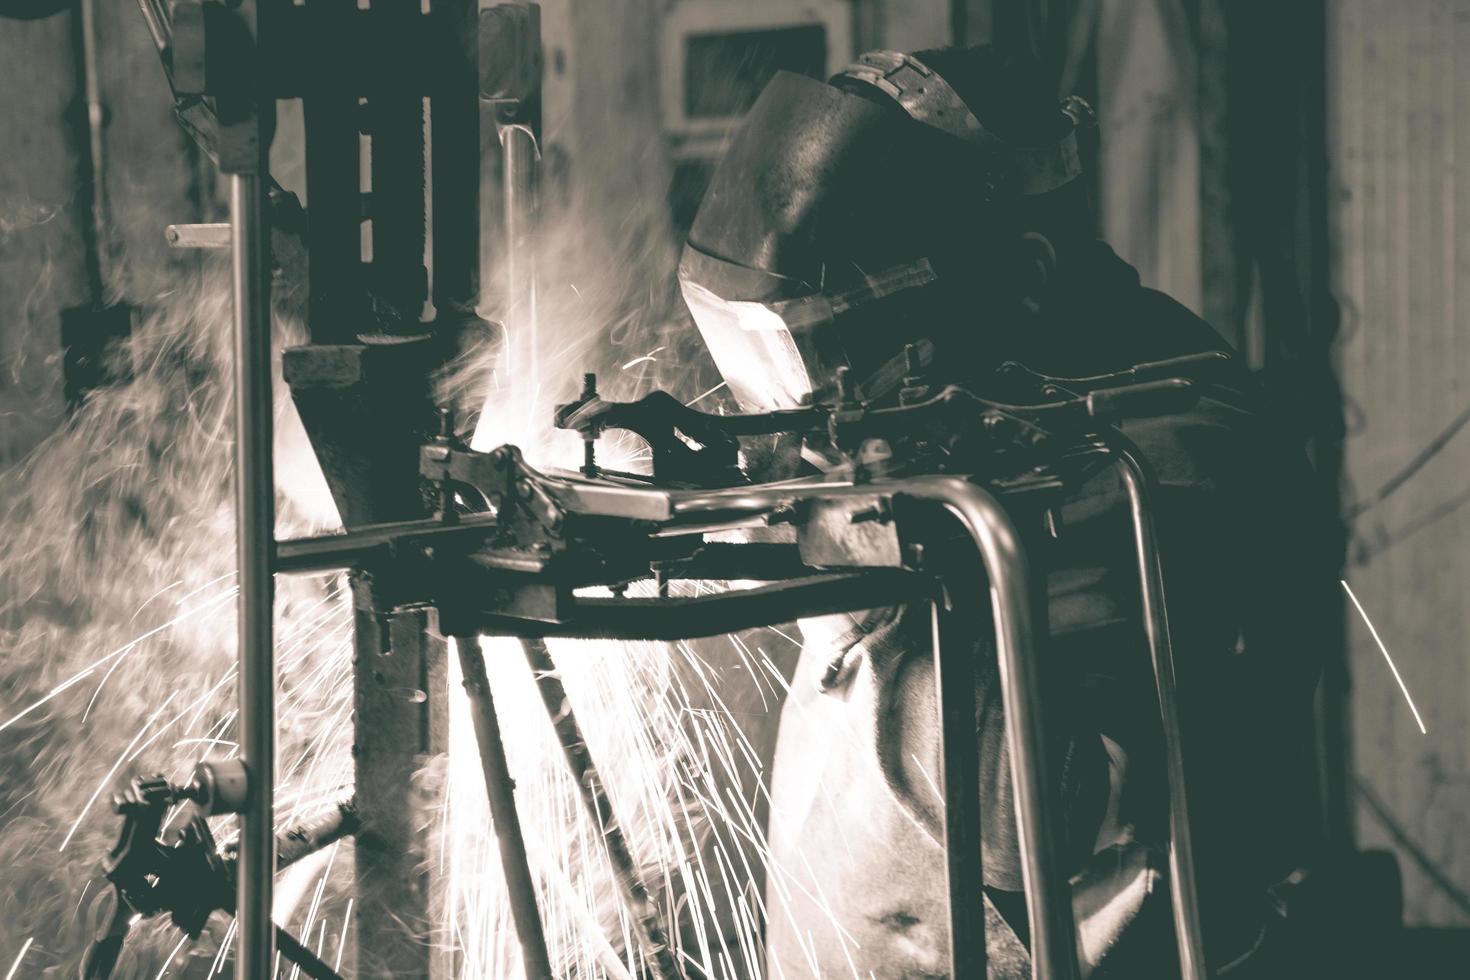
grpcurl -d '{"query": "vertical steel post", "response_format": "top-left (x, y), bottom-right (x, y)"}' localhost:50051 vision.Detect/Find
top-left (232, 170), bottom-right (276, 980)
top-left (1111, 447), bottom-right (1207, 980)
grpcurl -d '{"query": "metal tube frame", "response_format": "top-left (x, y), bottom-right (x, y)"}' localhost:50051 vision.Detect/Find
top-left (276, 416), bottom-right (1235, 980)
top-left (440, 476), bottom-right (1081, 980)
top-left (1109, 441), bottom-right (1208, 980)
top-left (231, 171), bottom-right (277, 980)
top-left (914, 480), bottom-right (1080, 980)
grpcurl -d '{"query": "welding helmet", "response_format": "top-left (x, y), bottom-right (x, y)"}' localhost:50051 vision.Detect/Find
top-left (679, 46), bottom-right (1091, 415)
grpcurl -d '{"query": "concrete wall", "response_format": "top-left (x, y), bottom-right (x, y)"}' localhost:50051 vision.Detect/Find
top-left (1330, 1), bottom-right (1470, 928)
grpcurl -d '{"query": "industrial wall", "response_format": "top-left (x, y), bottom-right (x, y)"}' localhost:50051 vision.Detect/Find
top-left (1330, 0), bottom-right (1470, 929)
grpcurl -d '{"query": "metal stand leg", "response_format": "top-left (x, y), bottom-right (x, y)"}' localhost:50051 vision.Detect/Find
top-left (931, 596), bottom-right (987, 979)
top-left (231, 170), bottom-right (276, 980)
top-left (908, 479), bottom-right (1080, 980)
top-left (521, 639), bottom-right (681, 979)
top-left (454, 636), bottom-right (554, 980)
top-left (1111, 447), bottom-right (1207, 980)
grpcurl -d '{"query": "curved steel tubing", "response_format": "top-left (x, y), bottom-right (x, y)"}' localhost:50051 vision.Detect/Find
top-left (1111, 445), bottom-right (1207, 980)
top-left (911, 479), bottom-right (1081, 980)
top-left (667, 476), bottom-right (1080, 980)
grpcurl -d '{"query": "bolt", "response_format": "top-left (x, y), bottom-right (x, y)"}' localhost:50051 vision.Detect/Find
top-left (437, 406), bottom-right (456, 440)
top-left (582, 372), bottom-right (598, 399)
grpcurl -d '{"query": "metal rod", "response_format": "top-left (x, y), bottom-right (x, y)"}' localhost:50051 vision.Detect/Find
top-left (501, 123), bottom-right (539, 383)
top-left (907, 478), bottom-right (1079, 980)
top-left (1111, 447), bottom-right (1207, 980)
top-left (454, 636), bottom-right (553, 980)
top-left (231, 171), bottom-right (276, 980)
top-left (520, 639), bottom-right (681, 980)
top-left (273, 927), bottom-right (344, 980)
top-left (931, 597), bottom-right (986, 978)
top-left (79, 0), bottom-right (112, 290)
top-left (134, 0), bottom-right (171, 52)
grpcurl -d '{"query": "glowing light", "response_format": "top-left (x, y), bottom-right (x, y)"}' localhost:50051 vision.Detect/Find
top-left (679, 280), bottom-right (812, 414)
top-left (1342, 579), bottom-right (1428, 734)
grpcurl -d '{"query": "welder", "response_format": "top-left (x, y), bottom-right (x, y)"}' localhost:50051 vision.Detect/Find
top-left (677, 46), bottom-right (1331, 978)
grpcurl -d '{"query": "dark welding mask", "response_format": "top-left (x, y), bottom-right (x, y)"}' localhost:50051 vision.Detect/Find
top-left (679, 50), bottom-right (1089, 414)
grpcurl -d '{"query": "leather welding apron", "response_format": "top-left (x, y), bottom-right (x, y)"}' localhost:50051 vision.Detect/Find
top-left (761, 393), bottom-right (1328, 979)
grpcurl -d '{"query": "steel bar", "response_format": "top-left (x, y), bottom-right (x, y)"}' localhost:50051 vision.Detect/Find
top-left (454, 636), bottom-right (554, 980)
top-left (471, 570), bottom-right (931, 640)
top-left (1110, 445), bottom-right (1207, 980)
top-left (273, 513), bottom-right (497, 573)
top-left (78, 0), bottom-right (111, 288)
top-left (520, 639), bottom-right (681, 980)
top-left (931, 596), bottom-right (987, 978)
top-left (501, 122), bottom-right (539, 382)
top-left (231, 171), bottom-right (276, 980)
top-left (166, 222), bottom-right (232, 249)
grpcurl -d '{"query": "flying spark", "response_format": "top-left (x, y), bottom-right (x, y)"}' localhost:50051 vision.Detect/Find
top-left (3, 938), bottom-right (33, 980)
top-left (1341, 579), bottom-right (1428, 735)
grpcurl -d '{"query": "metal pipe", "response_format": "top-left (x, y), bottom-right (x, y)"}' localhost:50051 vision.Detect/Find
top-left (520, 639), bottom-right (681, 980)
top-left (931, 596), bottom-right (986, 978)
top-left (454, 636), bottom-right (553, 980)
top-left (134, 0), bottom-right (171, 52)
top-left (79, 0), bottom-right (111, 291)
top-left (1110, 446), bottom-right (1207, 980)
top-left (908, 478), bottom-right (1080, 980)
top-left (231, 172), bottom-right (276, 980)
top-left (501, 123), bottom-right (539, 383)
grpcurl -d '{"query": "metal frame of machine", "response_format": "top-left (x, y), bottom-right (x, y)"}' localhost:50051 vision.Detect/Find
top-left (88, 3), bottom-right (1221, 979)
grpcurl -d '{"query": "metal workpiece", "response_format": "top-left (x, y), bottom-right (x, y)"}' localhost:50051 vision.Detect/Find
top-left (231, 169), bottom-right (277, 980)
top-left (453, 636), bottom-right (554, 980)
top-left (1110, 440), bottom-right (1207, 980)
